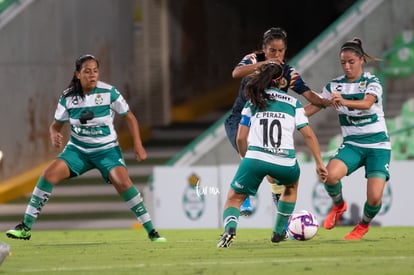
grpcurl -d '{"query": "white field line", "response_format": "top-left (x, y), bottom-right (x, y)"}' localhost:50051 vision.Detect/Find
top-left (15, 255), bottom-right (414, 273)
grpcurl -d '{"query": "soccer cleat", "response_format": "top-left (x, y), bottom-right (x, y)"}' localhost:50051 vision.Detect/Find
top-left (271, 231), bottom-right (287, 243)
top-left (323, 201), bottom-right (348, 230)
top-left (217, 227), bottom-right (236, 248)
top-left (6, 223), bottom-right (31, 240)
top-left (240, 197), bottom-right (253, 216)
top-left (148, 230), bottom-right (167, 242)
top-left (344, 223), bottom-right (370, 240)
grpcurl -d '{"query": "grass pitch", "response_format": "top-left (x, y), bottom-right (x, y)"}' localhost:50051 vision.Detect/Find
top-left (0, 226), bottom-right (413, 274)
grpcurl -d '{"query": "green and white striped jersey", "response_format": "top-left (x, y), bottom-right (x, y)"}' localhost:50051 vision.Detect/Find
top-left (321, 72), bottom-right (390, 150)
top-left (240, 88), bottom-right (308, 166)
top-left (54, 81), bottom-right (129, 152)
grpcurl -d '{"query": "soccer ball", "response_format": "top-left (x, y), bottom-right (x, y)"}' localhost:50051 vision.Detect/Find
top-left (287, 210), bottom-right (319, 240)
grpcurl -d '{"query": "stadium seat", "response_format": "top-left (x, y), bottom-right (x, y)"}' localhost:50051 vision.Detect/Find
top-left (385, 116), bottom-right (407, 160)
top-left (400, 98), bottom-right (414, 125)
top-left (383, 30), bottom-right (414, 78)
top-left (387, 101), bottom-right (414, 160)
top-left (391, 134), bottom-right (408, 160)
top-left (399, 99), bottom-right (414, 159)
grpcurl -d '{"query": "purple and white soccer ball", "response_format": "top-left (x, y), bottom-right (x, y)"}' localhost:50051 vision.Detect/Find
top-left (287, 210), bottom-right (319, 240)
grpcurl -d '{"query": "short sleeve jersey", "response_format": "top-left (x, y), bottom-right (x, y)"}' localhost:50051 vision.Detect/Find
top-left (54, 81), bottom-right (129, 152)
top-left (240, 88), bottom-right (308, 165)
top-left (321, 72), bottom-right (390, 149)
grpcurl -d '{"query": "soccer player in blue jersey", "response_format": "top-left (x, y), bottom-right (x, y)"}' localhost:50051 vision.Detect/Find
top-left (217, 63), bottom-right (327, 247)
top-left (6, 54), bottom-right (166, 242)
top-left (306, 38), bottom-right (391, 240)
top-left (225, 27), bottom-right (330, 215)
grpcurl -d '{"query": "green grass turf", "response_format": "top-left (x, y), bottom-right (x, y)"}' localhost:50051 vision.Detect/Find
top-left (1, 227), bottom-right (413, 274)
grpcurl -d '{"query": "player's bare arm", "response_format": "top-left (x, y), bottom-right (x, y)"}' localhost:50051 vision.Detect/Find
top-left (124, 111), bottom-right (147, 162)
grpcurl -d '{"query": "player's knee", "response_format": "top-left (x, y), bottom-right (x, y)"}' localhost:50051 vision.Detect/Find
top-left (326, 173), bottom-right (342, 185)
top-left (112, 180), bottom-right (133, 193)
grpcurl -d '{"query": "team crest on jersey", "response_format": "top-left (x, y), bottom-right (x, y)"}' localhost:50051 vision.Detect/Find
top-left (95, 94), bottom-right (103, 105)
top-left (359, 81), bottom-right (367, 92)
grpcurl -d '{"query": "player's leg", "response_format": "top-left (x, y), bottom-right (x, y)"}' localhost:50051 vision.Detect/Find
top-left (6, 159), bottom-right (70, 240)
top-left (217, 189), bottom-right (247, 248)
top-left (271, 181), bottom-right (297, 243)
top-left (267, 162), bottom-right (300, 243)
top-left (240, 196), bottom-right (253, 216)
top-left (267, 175), bottom-right (283, 207)
top-left (323, 158), bottom-right (348, 229)
top-left (344, 177), bottom-right (385, 240)
top-left (218, 158), bottom-right (262, 247)
top-left (225, 112), bottom-right (254, 216)
top-left (108, 165), bottom-right (166, 242)
top-left (345, 148), bottom-right (390, 240)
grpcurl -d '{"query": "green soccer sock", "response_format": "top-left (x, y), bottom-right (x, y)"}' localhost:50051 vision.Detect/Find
top-left (121, 186), bottom-right (154, 233)
top-left (23, 176), bottom-right (54, 229)
top-left (361, 201), bottom-right (382, 225)
top-left (223, 207), bottom-right (240, 232)
top-left (324, 181), bottom-right (344, 206)
top-left (274, 200), bottom-right (295, 234)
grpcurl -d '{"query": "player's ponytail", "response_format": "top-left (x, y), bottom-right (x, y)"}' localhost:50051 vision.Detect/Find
top-left (340, 38), bottom-right (379, 63)
top-left (244, 62), bottom-right (283, 111)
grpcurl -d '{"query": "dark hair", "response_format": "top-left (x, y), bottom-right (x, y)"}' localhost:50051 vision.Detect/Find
top-left (64, 54), bottom-right (99, 98)
top-left (244, 62), bottom-right (284, 111)
top-left (340, 37), bottom-right (378, 63)
top-left (253, 27), bottom-right (288, 62)
top-left (262, 27), bottom-right (288, 49)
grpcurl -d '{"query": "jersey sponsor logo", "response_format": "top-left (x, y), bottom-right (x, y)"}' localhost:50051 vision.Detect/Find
top-left (334, 84), bottom-right (343, 92)
top-left (80, 110), bottom-right (94, 124)
top-left (345, 116), bottom-right (374, 126)
top-left (263, 147), bottom-right (289, 156)
top-left (268, 92), bottom-right (292, 103)
top-left (72, 125), bottom-right (103, 136)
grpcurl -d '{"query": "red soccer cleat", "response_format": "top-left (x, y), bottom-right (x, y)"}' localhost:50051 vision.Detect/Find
top-left (323, 201), bottom-right (348, 230)
top-left (344, 222), bottom-right (370, 240)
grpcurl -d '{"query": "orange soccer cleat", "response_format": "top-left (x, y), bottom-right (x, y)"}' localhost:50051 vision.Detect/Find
top-left (323, 201), bottom-right (348, 230)
top-left (344, 222), bottom-right (370, 240)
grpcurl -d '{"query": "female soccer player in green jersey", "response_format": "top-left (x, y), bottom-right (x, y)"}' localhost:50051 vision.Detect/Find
top-left (306, 38), bottom-right (391, 240)
top-left (6, 54), bottom-right (166, 242)
top-left (218, 62), bottom-right (327, 247)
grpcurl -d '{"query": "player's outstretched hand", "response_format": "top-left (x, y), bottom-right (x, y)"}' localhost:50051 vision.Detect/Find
top-left (316, 164), bottom-right (328, 183)
top-left (134, 144), bottom-right (147, 162)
